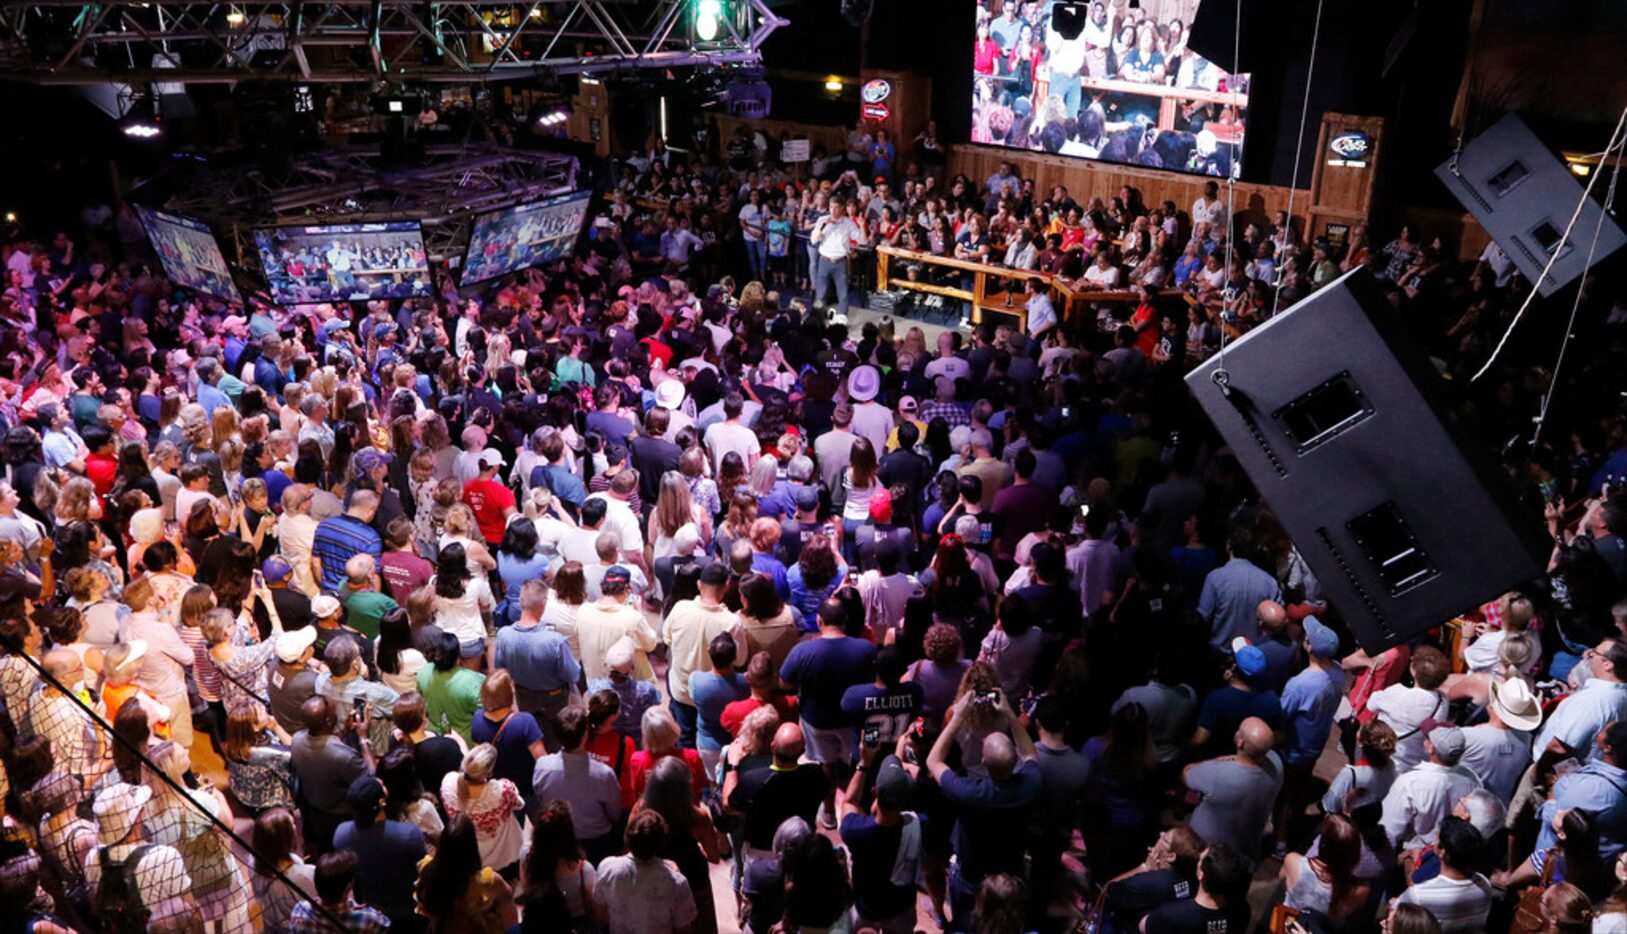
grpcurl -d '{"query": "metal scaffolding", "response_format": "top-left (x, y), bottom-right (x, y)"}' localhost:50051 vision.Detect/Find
top-left (0, 0), bottom-right (786, 85)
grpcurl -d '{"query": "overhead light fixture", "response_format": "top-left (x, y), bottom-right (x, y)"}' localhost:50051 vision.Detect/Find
top-left (225, 6), bottom-right (246, 25)
top-left (825, 78), bottom-right (843, 92)
top-left (696, 0), bottom-right (722, 41)
top-left (123, 120), bottom-right (161, 138)
top-left (3, 213), bottom-right (16, 223)
top-left (535, 110), bottom-right (569, 127)
top-left (1569, 161), bottom-right (1593, 177)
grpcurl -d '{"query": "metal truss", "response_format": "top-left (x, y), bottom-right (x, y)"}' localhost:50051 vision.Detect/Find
top-left (154, 143), bottom-right (579, 261)
top-left (0, 0), bottom-right (787, 85)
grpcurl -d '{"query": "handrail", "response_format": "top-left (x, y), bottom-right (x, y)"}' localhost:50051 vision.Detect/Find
top-left (875, 244), bottom-right (1179, 331)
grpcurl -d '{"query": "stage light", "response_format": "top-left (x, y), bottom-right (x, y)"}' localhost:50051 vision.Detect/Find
top-left (123, 121), bottom-right (161, 138)
top-left (535, 110), bottom-right (569, 127)
top-left (3, 213), bottom-right (15, 223)
top-left (1569, 161), bottom-right (1593, 177)
top-left (825, 78), bottom-right (843, 92)
top-left (225, 6), bottom-right (246, 25)
top-left (696, 0), bottom-right (723, 41)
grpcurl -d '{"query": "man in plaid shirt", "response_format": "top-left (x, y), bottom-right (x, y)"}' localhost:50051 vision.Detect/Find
top-left (289, 849), bottom-right (391, 933)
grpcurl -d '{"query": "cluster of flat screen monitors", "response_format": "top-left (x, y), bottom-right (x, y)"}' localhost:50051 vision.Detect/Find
top-left (136, 189), bottom-right (595, 306)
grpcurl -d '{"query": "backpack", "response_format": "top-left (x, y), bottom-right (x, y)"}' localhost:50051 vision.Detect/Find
top-left (94, 845), bottom-right (152, 934)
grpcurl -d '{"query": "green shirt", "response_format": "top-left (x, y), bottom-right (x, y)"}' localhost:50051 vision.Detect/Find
top-left (341, 589), bottom-right (397, 640)
top-left (416, 665), bottom-right (485, 744)
top-left (69, 392), bottom-right (101, 429)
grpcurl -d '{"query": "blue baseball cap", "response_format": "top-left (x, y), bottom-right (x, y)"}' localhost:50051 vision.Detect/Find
top-left (1234, 644), bottom-right (1268, 678)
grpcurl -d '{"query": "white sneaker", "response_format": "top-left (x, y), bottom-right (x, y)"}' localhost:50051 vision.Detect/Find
top-left (817, 801), bottom-right (836, 830)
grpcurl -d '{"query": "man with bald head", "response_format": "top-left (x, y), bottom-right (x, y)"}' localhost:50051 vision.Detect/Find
top-left (312, 488), bottom-right (383, 591)
top-left (1183, 716), bottom-right (1284, 864)
top-left (729, 720), bottom-right (830, 859)
top-left (1252, 600), bottom-right (1297, 694)
top-left (926, 687), bottom-right (1040, 929)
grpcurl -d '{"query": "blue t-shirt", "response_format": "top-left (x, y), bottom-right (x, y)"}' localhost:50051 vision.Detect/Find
top-left (529, 463), bottom-right (587, 508)
top-left (690, 670), bottom-right (750, 751)
top-left (840, 813), bottom-right (917, 919)
top-left (1254, 633), bottom-right (1298, 695)
top-left (332, 818), bottom-right (427, 916)
top-left (497, 551), bottom-right (551, 606)
top-left (1196, 685), bottom-right (1283, 743)
top-left (470, 709), bottom-right (545, 795)
top-left (781, 637), bottom-right (877, 730)
top-left (1280, 666), bottom-right (1344, 765)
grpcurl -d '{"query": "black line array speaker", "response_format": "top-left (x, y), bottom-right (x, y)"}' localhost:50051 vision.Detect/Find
top-left (1186, 268), bottom-right (1549, 651)
top-left (1436, 113), bottom-right (1627, 298)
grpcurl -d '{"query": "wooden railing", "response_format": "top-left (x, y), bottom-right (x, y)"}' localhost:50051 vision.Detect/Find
top-left (874, 245), bottom-right (1177, 331)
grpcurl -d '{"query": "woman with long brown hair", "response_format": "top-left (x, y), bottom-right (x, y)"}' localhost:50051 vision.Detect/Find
top-left (1281, 813), bottom-right (1371, 921)
top-left (646, 470), bottom-right (711, 568)
top-left (837, 437), bottom-right (879, 562)
top-left (542, 561), bottom-right (588, 664)
top-left (714, 489), bottom-right (758, 561)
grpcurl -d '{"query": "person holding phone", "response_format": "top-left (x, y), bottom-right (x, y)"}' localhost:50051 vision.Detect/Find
top-left (841, 646), bottom-right (924, 760)
top-left (924, 685), bottom-right (1039, 929)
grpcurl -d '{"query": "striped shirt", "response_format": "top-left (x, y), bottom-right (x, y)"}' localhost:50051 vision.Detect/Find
top-left (311, 515), bottom-right (383, 592)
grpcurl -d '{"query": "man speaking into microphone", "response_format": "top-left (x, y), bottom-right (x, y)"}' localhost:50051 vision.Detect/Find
top-left (811, 197), bottom-right (864, 317)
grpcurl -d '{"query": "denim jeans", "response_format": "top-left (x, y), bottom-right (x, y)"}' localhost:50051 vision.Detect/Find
top-left (745, 237), bottom-right (767, 280)
top-left (813, 254), bottom-right (850, 310)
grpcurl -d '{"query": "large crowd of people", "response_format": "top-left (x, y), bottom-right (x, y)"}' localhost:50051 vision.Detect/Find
top-left (0, 106), bottom-right (1620, 934)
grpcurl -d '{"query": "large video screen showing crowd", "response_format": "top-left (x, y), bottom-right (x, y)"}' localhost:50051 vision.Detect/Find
top-left (461, 191), bottom-right (594, 286)
top-left (253, 222), bottom-right (432, 305)
top-left (973, 0), bottom-right (1248, 177)
top-left (136, 207), bottom-right (242, 304)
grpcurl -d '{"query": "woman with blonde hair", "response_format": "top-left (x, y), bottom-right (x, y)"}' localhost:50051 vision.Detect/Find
top-left (142, 740), bottom-right (254, 933)
top-left (441, 502), bottom-right (497, 571)
top-left (439, 743), bottom-right (525, 876)
top-left (178, 402), bottom-right (212, 452)
top-left (627, 705), bottom-right (707, 803)
top-left (279, 383), bottom-right (307, 436)
top-left (54, 476), bottom-right (99, 526)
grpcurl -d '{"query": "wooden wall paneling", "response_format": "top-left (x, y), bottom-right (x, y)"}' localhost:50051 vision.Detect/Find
top-left (947, 143), bottom-right (1310, 234)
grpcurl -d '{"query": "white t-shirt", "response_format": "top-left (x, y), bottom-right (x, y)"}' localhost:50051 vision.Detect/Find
top-left (1395, 873), bottom-right (1493, 934)
top-left (1192, 196), bottom-right (1227, 228)
top-left (923, 355), bottom-right (971, 384)
top-left (739, 204), bottom-right (766, 242)
top-left (586, 493), bottom-right (645, 553)
top-left (1083, 264), bottom-right (1122, 289)
top-left (703, 421), bottom-right (761, 475)
top-left (430, 573), bottom-right (494, 645)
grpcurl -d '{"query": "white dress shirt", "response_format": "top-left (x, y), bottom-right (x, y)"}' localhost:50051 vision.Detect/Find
top-left (1379, 761), bottom-right (1481, 850)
